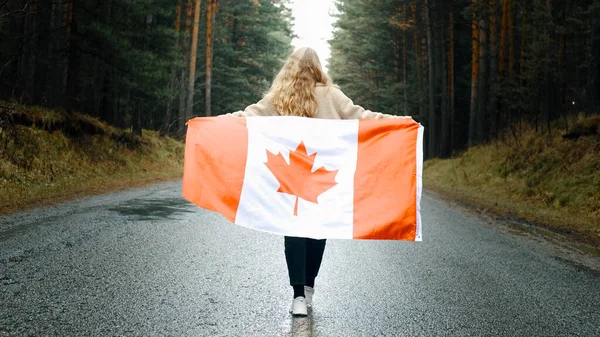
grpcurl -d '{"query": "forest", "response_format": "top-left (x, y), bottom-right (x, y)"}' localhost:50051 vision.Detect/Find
top-left (0, 0), bottom-right (598, 242)
top-left (1, 0), bottom-right (599, 157)
top-left (329, 0), bottom-right (600, 158)
top-left (0, 0), bottom-right (293, 136)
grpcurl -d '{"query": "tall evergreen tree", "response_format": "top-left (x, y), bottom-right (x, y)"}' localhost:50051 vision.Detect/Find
top-left (328, 0), bottom-right (600, 159)
top-left (0, 0), bottom-right (294, 135)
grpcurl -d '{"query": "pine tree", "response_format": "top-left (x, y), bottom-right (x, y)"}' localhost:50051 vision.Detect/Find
top-left (0, 0), bottom-right (294, 134)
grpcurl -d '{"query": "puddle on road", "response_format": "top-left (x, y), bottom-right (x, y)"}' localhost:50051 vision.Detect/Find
top-left (109, 198), bottom-right (196, 221)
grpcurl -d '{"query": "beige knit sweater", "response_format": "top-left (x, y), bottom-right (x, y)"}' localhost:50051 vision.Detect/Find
top-left (225, 84), bottom-right (405, 120)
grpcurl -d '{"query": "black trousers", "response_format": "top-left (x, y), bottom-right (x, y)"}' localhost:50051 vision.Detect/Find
top-left (284, 236), bottom-right (326, 286)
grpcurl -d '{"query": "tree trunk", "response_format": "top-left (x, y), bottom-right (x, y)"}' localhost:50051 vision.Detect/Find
top-left (519, 0), bottom-right (527, 77)
top-left (477, 5), bottom-right (488, 142)
top-left (162, 2), bottom-right (183, 136)
top-left (17, 0), bottom-right (37, 103)
top-left (186, 0), bottom-right (202, 120)
top-left (508, 0), bottom-right (515, 80)
top-left (178, 0), bottom-right (193, 133)
top-left (99, 0), bottom-right (114, 124)
top-left (558, 0), bottom-right (566, 117)
top-left (412, 4), bottom-right (425, 120)
top-left (89, 53), bottom-right (103, 117)
top-left (33, 0), bottom-right (52, 105)
top-left (122, 74), bottom-right (131, 130)
top-left (133, 13), bottom-right (153, 136)
top-left (421, 4), bottom-right (429, 122)
top-left (393, 38), bottom-right (400, 114)
top-left (175, 2), bottom-right (182, 44)
top-left (469, 0), bottom-right (480, 146)
top-left (112, 72), bottom-right (121, 128)
top-left (587, 1), bottom-right (600, 114)
top-left (65, 0), bottom-right (79, 112)
top-left (46, 1), bottom-right (69, 107)
top-left (45, 1), bottom-right (59, 106)
top-left (205, 0), bottom-right (218, 116)
top-left (498, 0), bottom-right (508, 75)
top-left (403, 5), bottom-right (408, 116)
top-left (488, 0), bottom-right (498, 137)
top-left (544, 0), bottom-right (556, 134)
top-left (440, 6), bottom-right (449, 158)
top-left (425, 0), bottom-right (437, 158)
top-left (448, 8), bottom-right (455, 154)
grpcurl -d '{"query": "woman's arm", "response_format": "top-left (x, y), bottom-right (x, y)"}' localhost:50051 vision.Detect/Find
top-left (332, 87), bottom-right (404, 120)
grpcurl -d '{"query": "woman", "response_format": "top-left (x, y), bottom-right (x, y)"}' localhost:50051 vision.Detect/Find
top-left (223, 47), bottom-right (401, 316)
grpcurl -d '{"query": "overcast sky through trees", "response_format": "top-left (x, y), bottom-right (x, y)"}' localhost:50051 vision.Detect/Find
top-left (290, 0), bottom-right (337, 72)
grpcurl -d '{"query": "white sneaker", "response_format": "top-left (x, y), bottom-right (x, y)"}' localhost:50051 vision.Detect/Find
top-left (289, 296), bottom-right (308, 316)
top-left (304, 286), bottom-right (314, 307)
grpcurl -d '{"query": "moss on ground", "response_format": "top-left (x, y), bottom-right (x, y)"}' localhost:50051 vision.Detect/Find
top-left (0, 101), bottom-right (184, 216)
top-left (424, 114), bottom-right (600, 246)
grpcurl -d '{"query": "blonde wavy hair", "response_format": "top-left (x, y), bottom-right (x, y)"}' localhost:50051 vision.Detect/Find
top-left (265, 47), bottom-right (333, 117)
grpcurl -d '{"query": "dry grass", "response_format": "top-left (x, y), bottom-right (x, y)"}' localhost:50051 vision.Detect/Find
top-left (424, 114), bottom-right (600, 246)
top-left (0, 101), bottom-right (184, 216)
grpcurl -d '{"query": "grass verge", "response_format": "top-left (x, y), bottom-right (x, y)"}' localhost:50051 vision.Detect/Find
top-left (424, 114), bottom-right (600, 247)
top-left (0, 101), bottom-right (184, 216)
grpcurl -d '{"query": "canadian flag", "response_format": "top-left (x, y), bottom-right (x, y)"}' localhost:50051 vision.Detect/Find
top-left (182, 116), bottom-right (424, 241)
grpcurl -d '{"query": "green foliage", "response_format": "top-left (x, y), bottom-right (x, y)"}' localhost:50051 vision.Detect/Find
top-left (328, 0), bottom-right (405, 115)
top-left (0, 0), bottom-right (294, 133)
top-left (198, 0), bottom-right (294, 115)
top-left (330, 0), bottom-right (600, 159)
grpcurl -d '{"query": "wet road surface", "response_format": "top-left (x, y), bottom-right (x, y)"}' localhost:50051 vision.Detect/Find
top-left (1, 180), bottom-right (599, 336)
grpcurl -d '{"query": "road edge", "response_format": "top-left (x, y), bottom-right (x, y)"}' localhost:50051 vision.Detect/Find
top-left (0, 175), bottom-right (183, 218)
top-left (424, 187), bottom-right (600, 274)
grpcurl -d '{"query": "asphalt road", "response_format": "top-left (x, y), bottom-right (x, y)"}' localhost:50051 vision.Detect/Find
top-left (1, 180), bottom-right (599, 337)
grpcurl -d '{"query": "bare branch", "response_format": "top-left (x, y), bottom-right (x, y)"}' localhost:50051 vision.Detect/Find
top-left (0, 2), bottom-right (30, 21)
top-left (0, 0), bottom-right (10, 11)
top-left (0, 57), bottom-right (17, 78)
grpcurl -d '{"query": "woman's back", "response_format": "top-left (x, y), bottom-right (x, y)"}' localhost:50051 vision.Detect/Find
top-left (231, 83), bottom-right (393, 120)
top-left (225, 47), bottom-right (403, 120)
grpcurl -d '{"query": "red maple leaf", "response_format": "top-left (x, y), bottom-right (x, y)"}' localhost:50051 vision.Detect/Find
top-left (264, 141), bottom-right (338, 216)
